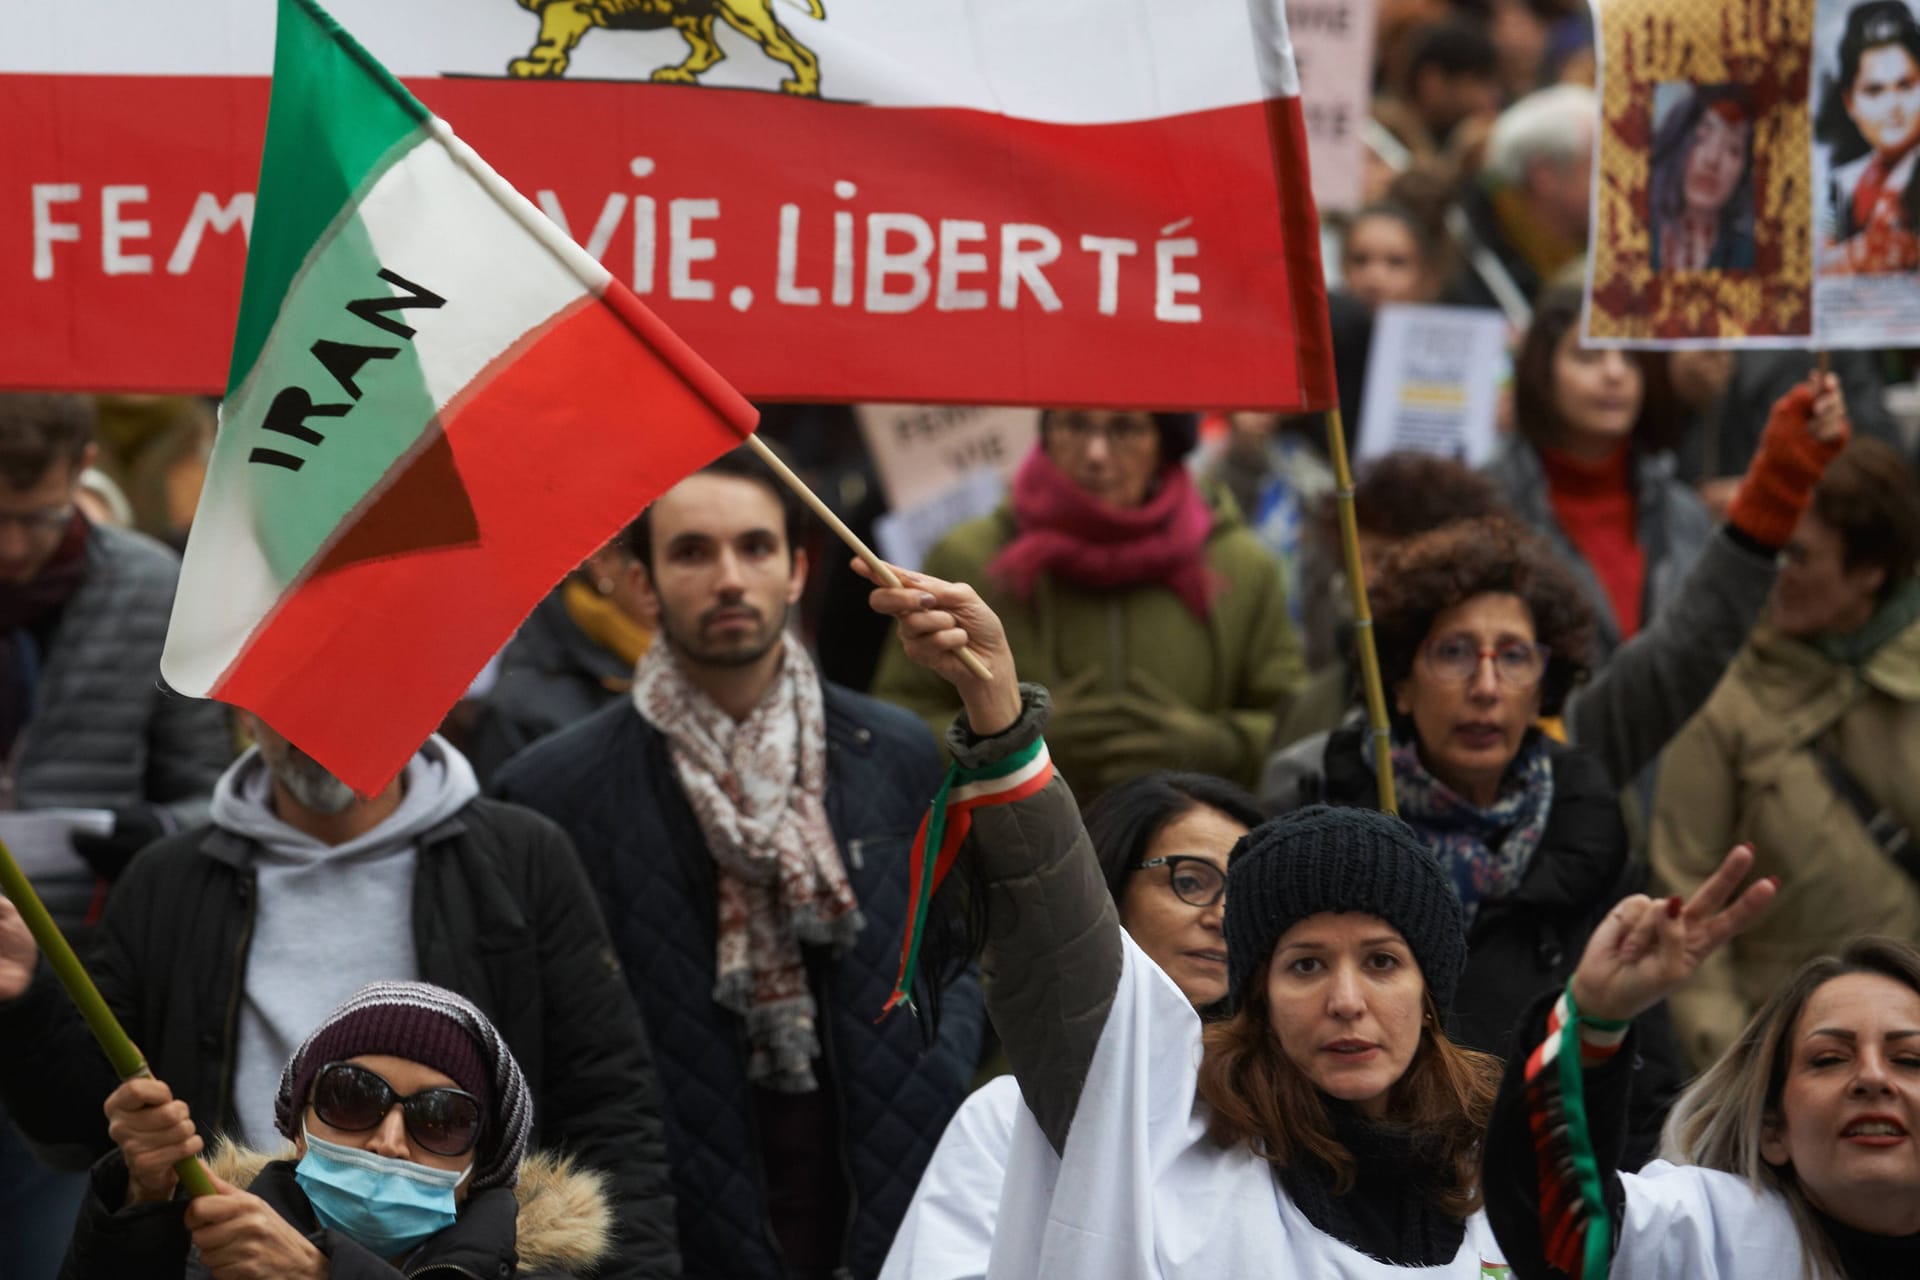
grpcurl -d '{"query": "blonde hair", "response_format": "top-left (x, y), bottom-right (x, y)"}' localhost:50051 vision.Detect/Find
top-left (1659, 937), bottom-right (1920, 1279)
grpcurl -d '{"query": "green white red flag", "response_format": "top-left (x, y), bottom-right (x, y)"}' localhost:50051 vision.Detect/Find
top-left (160, 0), bottom-right (755, 794)
top-left (6, 0), bottom-right (1333, 412)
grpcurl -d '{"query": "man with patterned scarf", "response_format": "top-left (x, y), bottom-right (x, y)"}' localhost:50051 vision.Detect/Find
top-left (494, 446), bottom-right (984, 1280)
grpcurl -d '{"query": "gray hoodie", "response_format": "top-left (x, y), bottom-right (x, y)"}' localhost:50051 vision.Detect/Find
top-left (212, 736), bottom-right (479, 1148)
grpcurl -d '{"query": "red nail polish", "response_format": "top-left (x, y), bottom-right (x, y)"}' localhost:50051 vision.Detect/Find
top-left (1667, 896), bottom-right (1683, 918)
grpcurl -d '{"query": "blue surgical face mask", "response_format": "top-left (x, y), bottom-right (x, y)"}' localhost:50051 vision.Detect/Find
top-left (294, 1125), bottom-right (470, 1259)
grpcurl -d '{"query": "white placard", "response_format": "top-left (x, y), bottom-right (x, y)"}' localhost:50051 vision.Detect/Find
top-left (856, 405), bottom-right (1040, 509)
top-left (1357, 304), bottom-right (1510, 466)
top-left (874, 467), bottom-right (1008, 572)
top-left (0, 808), bottom-right (115, 884)
top-left (1287, 0), bottom-right (1378, 214)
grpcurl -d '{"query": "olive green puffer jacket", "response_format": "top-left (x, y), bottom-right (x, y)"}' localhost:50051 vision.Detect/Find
top-left (871, 482), bottom-right (1304, 798)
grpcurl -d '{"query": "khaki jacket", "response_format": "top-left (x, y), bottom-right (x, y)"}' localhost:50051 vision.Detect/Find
top-left (870, 484), bottom-right (1304, 797)
top-left (1651, 611), bottom-right (1920, 1069)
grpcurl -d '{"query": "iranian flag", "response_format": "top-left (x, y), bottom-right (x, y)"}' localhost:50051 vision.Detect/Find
top-left (160, 0), bottom-right (755, 795)
top-left (5, 0), bottom-right (1332, 411)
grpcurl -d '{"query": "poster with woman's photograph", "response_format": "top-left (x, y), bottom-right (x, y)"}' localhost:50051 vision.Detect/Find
top-left (1814, 0), bottom-right (1920, 342)
top-left (1586, 0), bottom-right (1814, 345)
top-left (1649, 81), bottom-right (1758, 274)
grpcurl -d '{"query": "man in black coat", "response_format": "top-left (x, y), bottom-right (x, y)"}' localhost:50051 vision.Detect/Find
top-left (0, 722), bottom-right (679, 1280)
top-left (494, 447), bottom-right (984, 1280)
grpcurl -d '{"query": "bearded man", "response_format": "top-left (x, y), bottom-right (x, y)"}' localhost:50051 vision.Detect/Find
top-left (493, 446), bottom-right (984, 1280)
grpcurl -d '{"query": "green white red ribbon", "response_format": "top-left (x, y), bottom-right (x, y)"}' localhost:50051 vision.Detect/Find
top-left (884, 738), bottom-right (1054, 1015)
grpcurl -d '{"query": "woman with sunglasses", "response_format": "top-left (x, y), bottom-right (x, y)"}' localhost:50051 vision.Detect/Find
top-left (1274, 515), bottom-right (1687, 1164)
top-left (60, 981), bottom-right (610, 1279)
top-left (882, 771), bottom-right (1263, 1279)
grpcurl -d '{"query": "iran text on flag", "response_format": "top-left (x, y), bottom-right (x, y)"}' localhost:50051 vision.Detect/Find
top-left (5, 1), bottom-right (1332, 411)
top-left (160, 0), bottom-right (755, 795)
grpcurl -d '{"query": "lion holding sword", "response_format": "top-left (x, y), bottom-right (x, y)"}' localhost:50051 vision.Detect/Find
top-left (508, 0), bottom-right (826, 95)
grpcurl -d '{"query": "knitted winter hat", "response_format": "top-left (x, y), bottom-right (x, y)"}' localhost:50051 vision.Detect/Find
top-left (1224, 805), bottom-right (1468, 1011)
top-left (276, 981), bottom-right (534, 1190)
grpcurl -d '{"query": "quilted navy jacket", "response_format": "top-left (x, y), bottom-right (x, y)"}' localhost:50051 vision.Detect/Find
top-left (493, 684), bottom-right (984, 1280)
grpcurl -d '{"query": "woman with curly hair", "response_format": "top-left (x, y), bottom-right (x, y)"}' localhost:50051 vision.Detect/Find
top-left (1275, 516), bottom-right (1689, 1160)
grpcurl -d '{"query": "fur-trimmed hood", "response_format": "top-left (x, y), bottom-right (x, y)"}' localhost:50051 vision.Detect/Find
top-left (207, 1145), bottom-right (612, 1275)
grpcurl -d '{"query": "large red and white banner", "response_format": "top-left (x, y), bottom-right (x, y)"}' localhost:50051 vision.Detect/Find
top-left (2, 0), bottom-right (1332, 410)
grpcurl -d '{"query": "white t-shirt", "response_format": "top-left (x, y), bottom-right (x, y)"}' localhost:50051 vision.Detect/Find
top-left (881, 1076), bottom-right (1021, 1280)
top-left (927, 936), bottom-right (1509, 1278)
top-left (1611, 1160), bottom-right (1807, 1277)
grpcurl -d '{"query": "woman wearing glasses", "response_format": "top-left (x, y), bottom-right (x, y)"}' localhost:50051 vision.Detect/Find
top-left (871, 409), bottom-right (1305, 804)
top-left (1277, 515), bottom-right (1687, 1163)
top-left (882, 771), bottom-right (1262, 1279)
top-left (60, 981), bottom-right (610, 1279)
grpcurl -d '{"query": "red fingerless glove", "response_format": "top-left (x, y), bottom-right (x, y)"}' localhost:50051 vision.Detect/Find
top-left (1725, 384), bottom-right (1849, 549)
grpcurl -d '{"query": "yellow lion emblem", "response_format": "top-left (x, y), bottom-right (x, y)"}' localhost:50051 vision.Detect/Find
top-left (508, 0), bottom-right (826, 96)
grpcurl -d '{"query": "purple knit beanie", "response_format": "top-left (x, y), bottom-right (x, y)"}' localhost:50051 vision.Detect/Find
top-left (275, 982), bottom-right (533, 1189)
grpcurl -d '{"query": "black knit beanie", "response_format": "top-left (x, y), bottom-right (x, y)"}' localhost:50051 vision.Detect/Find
top-left (1224, 805), bottom-right (1467, 1011)
top-left (276, 981), bottom-right (534, 1190)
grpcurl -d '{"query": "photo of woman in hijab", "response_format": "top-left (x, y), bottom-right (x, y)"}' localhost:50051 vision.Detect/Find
top-left (1649, 82), bottom-right (1757, 272)
top-left (1817, 0), bottom-right (1920, 274)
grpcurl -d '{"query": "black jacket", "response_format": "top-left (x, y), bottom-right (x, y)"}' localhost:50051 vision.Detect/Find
top-left (1310, 725), bottom-right (1687, 1164)
top-left (59, 1148), bottom-right (603, 1280)
top-left (0, 798), bottom-right (679, 1280)
top-left (468, 588), bottom-right (633, 784)
top-left (492, 685), bottom-right (986, 1280)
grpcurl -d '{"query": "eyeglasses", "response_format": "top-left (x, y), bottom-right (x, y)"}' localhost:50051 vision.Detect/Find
top-left (1134, 855), bottom-right (1227, 908)
top-left (1047, 415), bottom-right (1157, 451)
top-left (0, 505), bottom-right (74, 536)
top-left (310, 1062), bottom-right (483, 1157)
top-left (1420, 633), bottom-right (1551, 689)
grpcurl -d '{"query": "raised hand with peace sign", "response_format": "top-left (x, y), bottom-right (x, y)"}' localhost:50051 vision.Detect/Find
top-left (1569, 843), bottom-right (1778, 1024)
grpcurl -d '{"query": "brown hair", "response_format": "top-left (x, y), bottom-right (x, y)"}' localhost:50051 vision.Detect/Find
top-left (1512, 286), bottom-right (1677, 454)
top-left (1310, 452), bottom-right (1506, 554)
top-left (1369, 515), bottom-right (1595, 718)
top-left (0, 394), bottom-right (93, 490)
top-left (1809, 438), bottom-right (1920, 602)
top-left (1196, 972), bottom-right (1500, 1217)
top-left (1662, 937), bottom-right (1920, 1279)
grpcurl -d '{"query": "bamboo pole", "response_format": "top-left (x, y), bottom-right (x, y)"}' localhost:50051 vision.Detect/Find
top-left (1322, 407), bottom-right (1397, 815)
top-left (744, 434), bottom-right (994, 682)
top-left (0, 840), bottom-right (216, 1197)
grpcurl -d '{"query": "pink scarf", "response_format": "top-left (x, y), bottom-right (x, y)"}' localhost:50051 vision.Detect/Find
top-left (988, 446), bottom-right (1219, 617)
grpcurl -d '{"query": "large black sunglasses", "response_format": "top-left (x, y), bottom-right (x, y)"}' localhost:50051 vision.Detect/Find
top-left (1133, 855), bottom-right (1227, 908)
top-left (311, 1061), bottom-right (483, 1158)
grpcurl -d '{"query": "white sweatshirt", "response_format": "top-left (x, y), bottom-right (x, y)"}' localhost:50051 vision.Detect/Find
top-left (946, 936), bottom-right (1510, 1278)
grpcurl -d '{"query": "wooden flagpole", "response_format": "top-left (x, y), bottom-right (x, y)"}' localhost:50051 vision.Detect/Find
top-left (744, 434), bottom-right (994, 682)
top-left (1322, 407), bottom-right (1398, 815)
top-left (0, 841), bottom-right (216, 1197)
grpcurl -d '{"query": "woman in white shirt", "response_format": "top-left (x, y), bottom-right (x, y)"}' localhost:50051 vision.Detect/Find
top-left (1484, 852), bottom-right (1920, 1277)
top-left (862, 562), bottom-right (1510, 1277)
top-left (882, 770), bottom-right (1263, 1280)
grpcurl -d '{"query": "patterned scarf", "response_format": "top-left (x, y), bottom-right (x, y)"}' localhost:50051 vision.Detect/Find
top-left (631, 638), bottom-right (861, 1093)
top-left (1368, 728), bottom-right (1554, 922)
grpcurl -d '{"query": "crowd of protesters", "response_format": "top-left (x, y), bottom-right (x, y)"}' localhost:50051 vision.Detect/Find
top-left (3, 0), bottom-right (1920, 1276)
